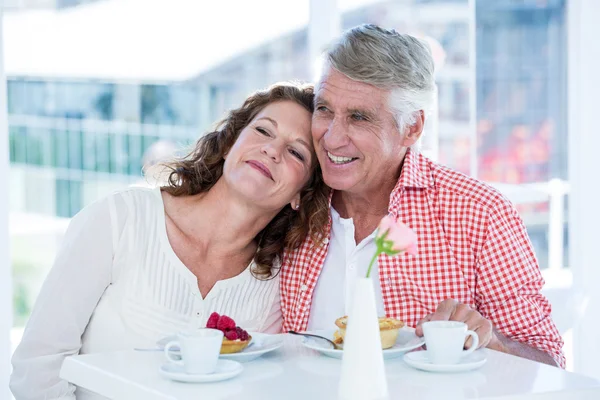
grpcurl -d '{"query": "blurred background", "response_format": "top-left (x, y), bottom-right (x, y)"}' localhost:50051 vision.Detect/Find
top-left (2, 0), bottom-right (598, 391)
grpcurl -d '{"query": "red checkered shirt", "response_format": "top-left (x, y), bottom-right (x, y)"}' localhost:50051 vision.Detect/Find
top-left (281, 148), bottom-right (565, 367)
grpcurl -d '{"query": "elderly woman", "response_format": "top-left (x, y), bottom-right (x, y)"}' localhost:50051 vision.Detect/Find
top-left (10, 82), bottom-right (330, 399)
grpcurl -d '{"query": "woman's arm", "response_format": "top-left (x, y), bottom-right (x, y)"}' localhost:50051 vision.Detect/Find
top-left (10, 196), bottom-right (117, 400)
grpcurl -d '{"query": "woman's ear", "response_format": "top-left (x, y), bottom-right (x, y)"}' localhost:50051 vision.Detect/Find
top-left (290, 194), bottom-right (301, 211)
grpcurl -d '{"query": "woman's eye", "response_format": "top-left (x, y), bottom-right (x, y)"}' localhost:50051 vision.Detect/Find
top-left (289, 149), bottom-right (305, 161)
top-left (256, 127), bottom-right (270, 136)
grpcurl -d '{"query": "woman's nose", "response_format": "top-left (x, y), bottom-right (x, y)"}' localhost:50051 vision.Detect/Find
top-left (261, 142), bottom-right (282, 162)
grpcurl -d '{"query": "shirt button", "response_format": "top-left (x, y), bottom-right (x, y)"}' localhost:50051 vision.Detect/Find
top-left (348, 263), bottom-right (355, 270)
top-left (300, 284), bottom-right (308, 292)
top-left (323, 238), bottom-right (329, 245)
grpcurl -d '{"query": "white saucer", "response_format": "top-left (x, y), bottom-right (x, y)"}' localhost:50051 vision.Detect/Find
top-left (403, 350), bottom-right (487, 373)
top-left (219, 333), bottom-right (284, 362)
top-left (301, 327), bottom-right (425, 360)
top-left (159, 359), bottom-right (243, 383)
top-left (157, 332), bottom-right (283, 363)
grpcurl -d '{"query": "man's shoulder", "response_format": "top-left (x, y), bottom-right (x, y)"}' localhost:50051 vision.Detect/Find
top-left (425, 156), bottom-right (511, 212)
top-left (282, 226), bottom-right (330, 274)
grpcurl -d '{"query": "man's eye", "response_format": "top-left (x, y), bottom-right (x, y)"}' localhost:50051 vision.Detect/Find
top-left (289, 149), bottom-right (305, 161)
top-left (316, 106), bottom-right (329, 112)
top-left (256, 127), bottom-right (270, 136)
top-left (351, 113), bottom-right (366, 121)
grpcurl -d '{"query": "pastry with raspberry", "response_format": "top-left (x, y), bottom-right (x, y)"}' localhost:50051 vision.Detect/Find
top-left (206, 312), bottom-right (252, 354)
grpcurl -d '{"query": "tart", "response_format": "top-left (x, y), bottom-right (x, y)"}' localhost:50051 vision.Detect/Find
top-left (334, 316), bottom-right (404, 349)
top-left (206, 312), bottom-right (252, 354)
top-left (220, 333), bottom-right (252, 354)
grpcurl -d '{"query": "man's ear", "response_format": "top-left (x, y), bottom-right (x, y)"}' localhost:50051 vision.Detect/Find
top-left (402, 110), bottom-right (425, 147)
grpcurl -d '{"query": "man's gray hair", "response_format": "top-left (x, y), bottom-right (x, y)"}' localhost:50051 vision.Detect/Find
top-left (324, 24), bottom-right (436, 131)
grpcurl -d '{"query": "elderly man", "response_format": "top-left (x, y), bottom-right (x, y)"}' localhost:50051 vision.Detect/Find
top-left (281, 24), bottom-right (564, 367)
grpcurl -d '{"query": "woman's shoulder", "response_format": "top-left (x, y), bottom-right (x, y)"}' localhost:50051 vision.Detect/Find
top-left (78, 186), bottom-right (164, 234)
top-left (105, 185), bottom-right (162, 211)
top-left (110, 185), bottom-right (161, 201)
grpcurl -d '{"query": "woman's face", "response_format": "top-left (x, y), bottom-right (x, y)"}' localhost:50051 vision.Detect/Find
top-left (223, 100), bottom-right (315, 210)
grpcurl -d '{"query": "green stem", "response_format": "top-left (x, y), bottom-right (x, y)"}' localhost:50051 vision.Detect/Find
top-left (365, 250), bottom-right (380, 278)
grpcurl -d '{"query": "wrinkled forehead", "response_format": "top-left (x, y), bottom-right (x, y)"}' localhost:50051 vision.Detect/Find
top-left (316, 67), bottom-right (393, 115)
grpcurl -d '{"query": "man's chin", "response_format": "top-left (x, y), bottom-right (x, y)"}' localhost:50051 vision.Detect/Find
top-left (322, 176), bottom-right (359, 192)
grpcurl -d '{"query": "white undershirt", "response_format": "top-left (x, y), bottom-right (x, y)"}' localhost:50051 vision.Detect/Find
top-left (10, 187), bottom-right (281, 400)
top-left (307, 207), bottom-right (386, 331)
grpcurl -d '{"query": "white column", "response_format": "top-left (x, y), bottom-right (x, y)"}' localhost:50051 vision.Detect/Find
top-left (568, 0), bottom-right (600, 380)
top-left (468, 0), bottom-right (477, 178)
top-left (1, 1), bottom-right (14, 396)
top-left (308, 0), bottom-right (340, 81)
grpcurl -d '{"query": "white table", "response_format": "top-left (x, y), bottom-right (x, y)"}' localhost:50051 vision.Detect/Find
top-left (60, 335), bottom-right (600, 400)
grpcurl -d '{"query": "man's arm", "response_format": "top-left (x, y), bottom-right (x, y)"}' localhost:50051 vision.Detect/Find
top-left (415, 300), bottom-right (559, 367)
top-left (490, 328), bottom-right (558, 367)
top-left (417, 198), bottom-right (565, 368)
top-left (476, 199), bottom-right (565, 367)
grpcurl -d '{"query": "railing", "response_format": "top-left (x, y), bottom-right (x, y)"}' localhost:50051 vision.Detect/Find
top-left (489, 178), bottom-right (571, 283)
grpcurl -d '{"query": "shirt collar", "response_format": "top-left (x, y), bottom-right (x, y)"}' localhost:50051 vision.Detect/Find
top-left (394, 147), bottom-right (435, 190)
top-left (388, 148), bottom-right (434, 210)
top-left (325, 148), bottom-right (434, 212)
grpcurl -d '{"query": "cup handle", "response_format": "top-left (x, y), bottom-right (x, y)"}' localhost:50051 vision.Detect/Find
top-left (164, 340), bottom-right (183, 365)
top-left (462, 330), bottom-right (479, 357)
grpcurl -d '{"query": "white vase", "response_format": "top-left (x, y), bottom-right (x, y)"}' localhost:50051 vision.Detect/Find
top-left (338, 277), bottom-right (389, 400)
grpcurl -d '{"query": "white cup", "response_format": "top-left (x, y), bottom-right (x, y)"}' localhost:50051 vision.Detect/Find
top-left (422, 321), bottom-right (479, 365)
top-left (164, 328), bottom-right (224, 375)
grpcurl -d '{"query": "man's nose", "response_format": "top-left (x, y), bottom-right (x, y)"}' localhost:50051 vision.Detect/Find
top-left (323, 118), bottom-right (350, 148)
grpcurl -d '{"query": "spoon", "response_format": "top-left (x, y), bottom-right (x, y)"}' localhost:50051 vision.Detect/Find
top-left (288, 330), bottom-right (341, 350)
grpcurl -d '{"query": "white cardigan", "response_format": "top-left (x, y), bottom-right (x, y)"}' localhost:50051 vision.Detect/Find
top-left (10, 187), bottom-right (281, 400)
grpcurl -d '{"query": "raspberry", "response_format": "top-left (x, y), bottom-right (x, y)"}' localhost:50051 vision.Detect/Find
top-left (235, 326), bottom-right (243, 336)
top-left (206, 312), bottom-right (220, 329)
top-left (239, 329), bottom-right (249, 341)
top-left (216, 315), bottom-right (236, 331)
top-left (225, 330), bottom-right (238, 340)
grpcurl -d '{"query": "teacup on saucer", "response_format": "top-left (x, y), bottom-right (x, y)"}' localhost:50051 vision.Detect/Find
top-left (164, 328), bottom-right (223, 375)
top-left (422, 321), bottom-right (479, 365)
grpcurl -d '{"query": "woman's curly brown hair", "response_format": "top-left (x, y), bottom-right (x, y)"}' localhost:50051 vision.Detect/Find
top-left (161, 82), bottom-right (330, 279)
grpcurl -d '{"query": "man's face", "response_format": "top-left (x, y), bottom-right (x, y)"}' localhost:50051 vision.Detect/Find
top-left (312, 67), bottom-right (416, 197)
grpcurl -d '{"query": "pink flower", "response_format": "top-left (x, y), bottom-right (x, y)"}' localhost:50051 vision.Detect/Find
top-left (377, 215), bottom-right (418, 256)
top-left (366, 216), bottom-right (418, 278)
